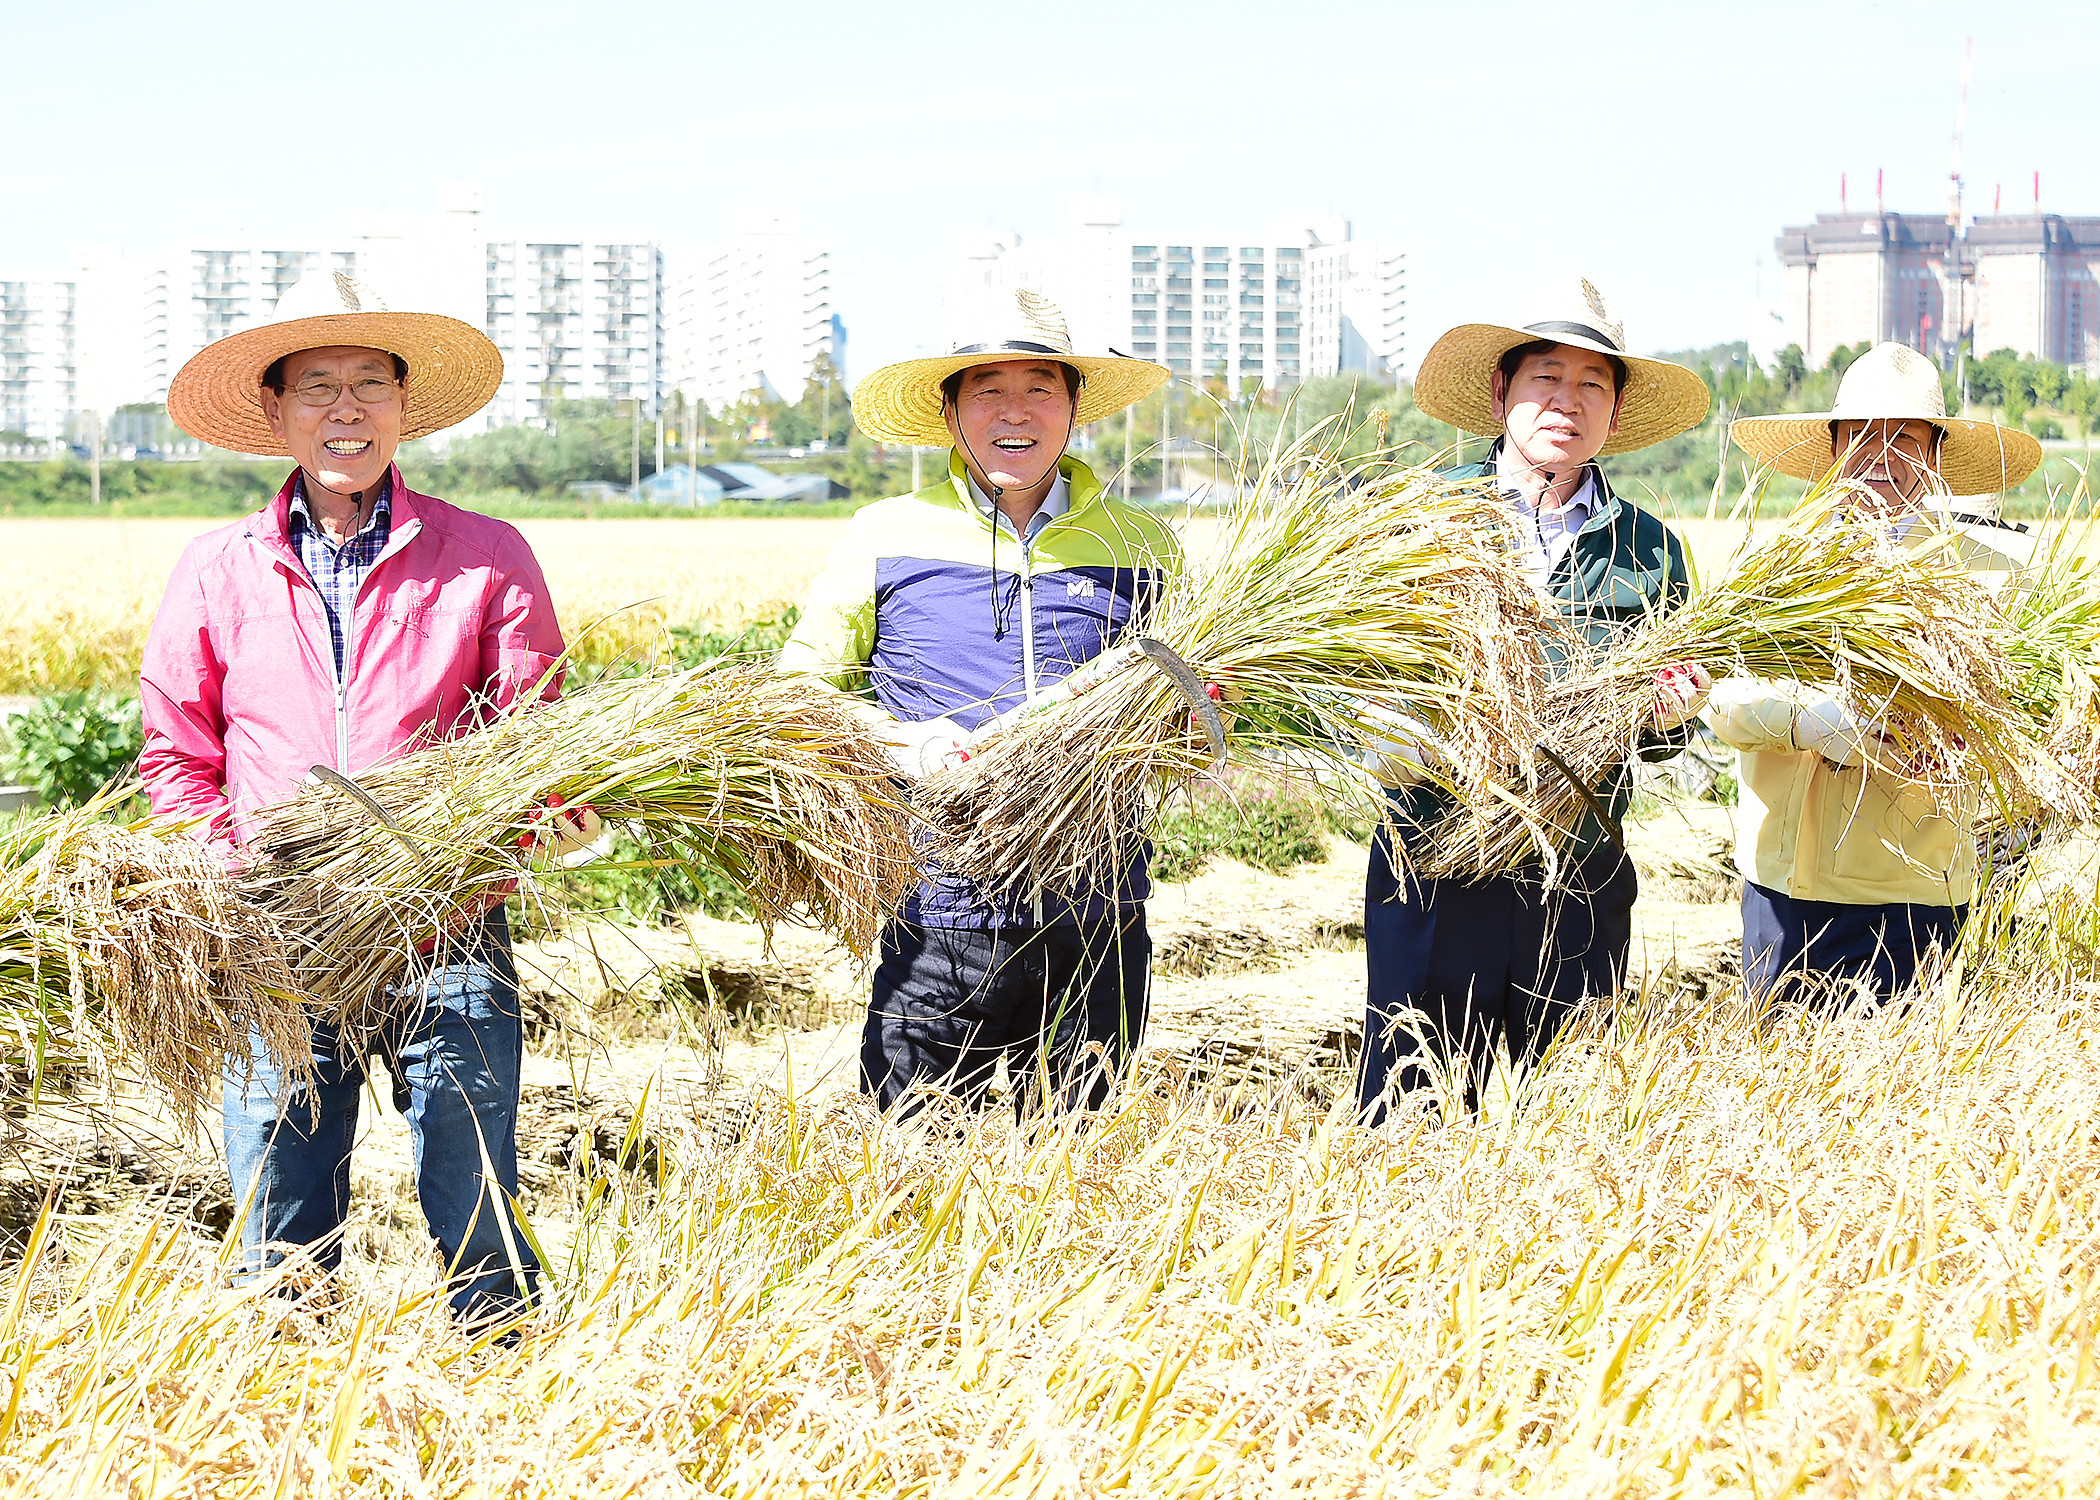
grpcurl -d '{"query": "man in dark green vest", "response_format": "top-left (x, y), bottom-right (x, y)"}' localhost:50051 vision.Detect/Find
top-left (1359, 278), bottom-right (1713, 1121)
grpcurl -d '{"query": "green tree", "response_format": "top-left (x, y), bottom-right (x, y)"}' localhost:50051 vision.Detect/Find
top-left (2063, 372), bottom-right (2098, 440)
top-left (2030, 359), bottom-right (2068, 408)
top-left (773, 352), bottom-right (851, 450)
top-left (1773, 344), bottom-right (1808, 394)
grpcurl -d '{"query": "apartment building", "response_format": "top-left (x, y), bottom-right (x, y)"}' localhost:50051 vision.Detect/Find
top-left (666, 213), bottom-right (841, 413)
top-left (0, 280), bottom-right (75, 441)
top-left (944, 199), bottom-right (1408, 395)
top-left (484, 237), bottom-right (665, 424)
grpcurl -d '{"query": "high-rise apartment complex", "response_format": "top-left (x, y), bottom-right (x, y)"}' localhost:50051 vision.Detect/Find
top-left (484, 238), bottom-right (666, 425)
top-left (943, 199), bottom-right (1407, 392)
top-left (0, 280), bottom-right (76, 441)
top-left (7, 190), bottom-right (672, 448)
top-left (156, 245), bottom-right (360, 402)
top-left (1773, 209), bottom-right (2100, 369)
top-left (666, 213), bottom-right (842, 413)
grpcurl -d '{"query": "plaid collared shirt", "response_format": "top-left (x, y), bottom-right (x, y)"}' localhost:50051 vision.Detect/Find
top-left (288, 473), bottom-right (393, 681)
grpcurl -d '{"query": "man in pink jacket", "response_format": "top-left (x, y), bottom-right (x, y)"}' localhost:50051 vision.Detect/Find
top-left (149, 272), bottom-right (565, 1323)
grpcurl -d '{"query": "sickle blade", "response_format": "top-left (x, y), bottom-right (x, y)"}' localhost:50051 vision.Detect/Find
top-left (1134, 637), bottom-right (1227, 768)
top-left (307, 765), bottom-right (419, 857)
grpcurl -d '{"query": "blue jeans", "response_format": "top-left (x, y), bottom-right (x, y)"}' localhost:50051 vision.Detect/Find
top-left (223, 906), bottom-right (539, 1321)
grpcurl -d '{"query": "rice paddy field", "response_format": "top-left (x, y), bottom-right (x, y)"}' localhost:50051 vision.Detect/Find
top-left (5, 507), bottom-right (2100, 1495)
top-left (0, 517), bottom-right (848, 693)
top-left (0, 515), bottom-right (1762, 696)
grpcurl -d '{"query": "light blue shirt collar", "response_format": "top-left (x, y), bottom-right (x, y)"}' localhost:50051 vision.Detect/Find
top-left (1492, 447), bottom-right (1593, 589)
top-left (968, 471), bottom-right (1069, 547)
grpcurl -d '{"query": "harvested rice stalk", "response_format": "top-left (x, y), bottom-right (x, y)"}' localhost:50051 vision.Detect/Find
top-left (0, 794), bottom-right (305, 1130)
top-left (915, 419), bottom-right (1551, 904)
top-left (2003, 503), bottom-right (2100, 798)
top-left (1419, 477), bottom-right (2065, 881)
top-left (239, 664), bottom-right (914, 1042)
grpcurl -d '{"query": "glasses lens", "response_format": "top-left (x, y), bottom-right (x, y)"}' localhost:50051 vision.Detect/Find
top-left (351, 378), bottom-right (398, 403)
top-left (291, 382), bottom-right (341, 406)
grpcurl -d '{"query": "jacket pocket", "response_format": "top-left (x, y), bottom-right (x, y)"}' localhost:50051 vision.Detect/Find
top-left (1824, 766), bottom-right (1965, 891)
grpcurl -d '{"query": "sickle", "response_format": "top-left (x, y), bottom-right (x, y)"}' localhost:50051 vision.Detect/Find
top-left (1532, 742), bottom-right (1629, 860)
top-left (1134, 637), bottom-right (1227, 768)
top-left (307, 765), bottom-right (419, 857)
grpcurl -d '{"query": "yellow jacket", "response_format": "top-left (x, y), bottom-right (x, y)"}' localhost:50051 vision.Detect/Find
top-left (1703, 510), bottom-right (2028, 908)
top-left (1706, 679), bottom-right (1977, 905)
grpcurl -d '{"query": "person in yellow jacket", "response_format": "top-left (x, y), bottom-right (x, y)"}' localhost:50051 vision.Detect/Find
top-left (1716, 341), bottom-right (2041, 1005)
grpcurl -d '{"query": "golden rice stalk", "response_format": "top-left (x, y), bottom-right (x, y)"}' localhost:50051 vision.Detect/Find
top-left (2002, 496), bottom-right (2100, 799)
top-left (915, 418), bottom-right (1552, 905)
top-left (1418, 476), bottom-right (2066, 880)
top-left (238, 664), bottom-right (915, 1043)
top-left (0, 793), bottom-right (306, 1131)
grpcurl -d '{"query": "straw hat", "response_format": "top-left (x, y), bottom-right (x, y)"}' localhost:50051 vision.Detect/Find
top-left (852, 288), bottom-right (1168, 446)
top-left (1729, 341), bottom-right (2041, 496)
top-left (1412, 277), bottom-right (1712, 456)
top-left (167, 270), bottom-right (503, 455)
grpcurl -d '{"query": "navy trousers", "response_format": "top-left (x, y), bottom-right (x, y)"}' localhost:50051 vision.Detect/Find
top-left (1360, 831), bottom-right (1636, 1121)
top-left (222, 907), bottom-right (538, 1323)
top-left (1740, 882), bottom-right (1964, 1009)
top-left (861, 915), bottom-right (1151, 1114)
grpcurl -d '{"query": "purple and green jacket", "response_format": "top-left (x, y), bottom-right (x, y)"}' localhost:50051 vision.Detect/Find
top-left (780, 452), bottom-right (1180, 929)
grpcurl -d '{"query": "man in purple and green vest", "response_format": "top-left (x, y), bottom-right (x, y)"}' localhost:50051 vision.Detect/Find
top-left (781, 289), bottom-right (1178, 1114)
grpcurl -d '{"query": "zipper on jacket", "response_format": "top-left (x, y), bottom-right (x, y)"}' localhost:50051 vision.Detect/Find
top-left (1019, 526), bottom-right (1042, 923)
top-left (1019, 534), bottom-right (1039, 700)
top-left (334, 582), bottom-right (353, 771)
top-left (266, 548), bottom-right (348, 772)
top-left (331, 515), bottom-right (419, 772)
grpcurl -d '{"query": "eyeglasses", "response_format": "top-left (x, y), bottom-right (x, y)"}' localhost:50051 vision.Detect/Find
top-left (285, 377), bottom-right (401, 407)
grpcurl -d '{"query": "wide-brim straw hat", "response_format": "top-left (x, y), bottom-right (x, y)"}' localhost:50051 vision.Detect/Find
top-left (167, 270), bottom-right (503, 455)
top-left (1729, 341), bottom-right (2042, 496)
top-left (853, 288), bottom-right (1168, 446)
top-left (1413, 276), bottom-right (1712, 456)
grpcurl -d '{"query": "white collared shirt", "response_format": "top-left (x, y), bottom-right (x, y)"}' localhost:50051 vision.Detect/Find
top-left (968, 471), bottom-right (1069, 553)
top-left (1492, 447), bottom-right (1594, 591)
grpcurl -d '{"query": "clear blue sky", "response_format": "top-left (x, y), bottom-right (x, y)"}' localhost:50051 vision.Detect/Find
top-left (9, 0), bottom-right (2095, 379)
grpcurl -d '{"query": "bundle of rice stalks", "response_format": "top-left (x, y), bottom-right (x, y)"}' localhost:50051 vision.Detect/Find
top-left (0, 794), bottom-right (305, 1130)
top-left (915, 417), bottom-right (1551, 904)
top-left (2003, 500), bottom-right (2100, 797)
top-left (1419, 476), bottom-right (2065, 881)
top-left (238, 664), bottom-right (914, 1042)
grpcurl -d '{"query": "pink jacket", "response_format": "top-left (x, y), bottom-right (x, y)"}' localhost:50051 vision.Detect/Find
top-left (140, 465), bottom-right (565, 860)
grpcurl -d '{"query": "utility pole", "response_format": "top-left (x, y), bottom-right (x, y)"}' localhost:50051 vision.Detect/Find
top-left (630, 397), bottom-right (641, 498)
top-left (1160, 381), bottom-right (1171, 499)
top-left (1122, 405), bottom-right (1133, 500)
top-left (690, 393), bottom-right (702, 507)
top-left (88, 410), bottom-right (101, 506)
top-left (655, 412), bottom-right (664, 479)
top-left (911, 445), bottom-right (922, 491)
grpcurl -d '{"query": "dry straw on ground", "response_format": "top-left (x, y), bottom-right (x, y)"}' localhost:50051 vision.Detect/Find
top-left (0, 797), bottom-right (305, 1130)
top-left (918, 421), bottom-right (1549, 904)
top-left (1421, 478), bottom-right (2069, 881)
top-left (4, 908), bottom-right (2100, 1492)
top-left (239, 664), bottom-right (915, 1044)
